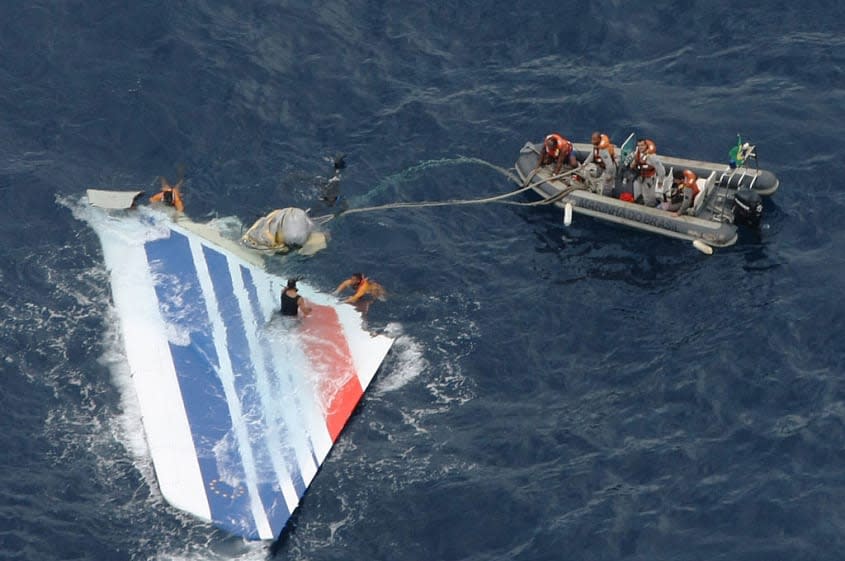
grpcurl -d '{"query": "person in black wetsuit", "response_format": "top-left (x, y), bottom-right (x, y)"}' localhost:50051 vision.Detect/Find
top-left (318, 153), bottom-right (346, 206)
top-left (280, 278), bottom-right (311, 317)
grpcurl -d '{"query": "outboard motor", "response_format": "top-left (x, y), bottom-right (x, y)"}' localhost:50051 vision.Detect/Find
top-left (733, 188), bottom-right (763, 228)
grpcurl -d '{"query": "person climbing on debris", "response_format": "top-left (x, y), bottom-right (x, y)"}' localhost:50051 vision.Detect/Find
top-left (335, 273), bottom-right (386, 303)
top-left (280, 278), bottom-right (311, 317)
top-left (150, 175), bottom-right (185, 212)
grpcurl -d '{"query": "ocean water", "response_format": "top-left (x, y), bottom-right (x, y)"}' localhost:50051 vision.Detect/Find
top-left (2, 1), bottom-right (844, 560)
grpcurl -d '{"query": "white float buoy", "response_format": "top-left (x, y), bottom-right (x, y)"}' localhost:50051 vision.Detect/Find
top-left (692, 239), bottom-right (714, 255)
top-left (563, 202), bottom-right (573, 226)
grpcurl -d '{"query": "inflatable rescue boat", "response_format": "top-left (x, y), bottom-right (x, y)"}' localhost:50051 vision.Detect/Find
top-left (514, 134), bottom-right (779, 250)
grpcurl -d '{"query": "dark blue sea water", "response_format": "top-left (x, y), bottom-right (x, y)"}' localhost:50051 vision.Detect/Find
top-left (2, 1), bottom-right (845, 560)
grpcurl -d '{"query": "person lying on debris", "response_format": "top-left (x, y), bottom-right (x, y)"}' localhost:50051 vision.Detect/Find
top-left (149, 176), bottom-right (185, 212)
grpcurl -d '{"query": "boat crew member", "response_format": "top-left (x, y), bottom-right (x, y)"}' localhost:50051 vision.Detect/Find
top-left (667, 169), bottom-right (699, 216)
top-left (535, 133), bottom-right (578, 175)
top-left (658, 169), bottom-right (697, 213)
top-left (582, 131), bottom-right (617, 196)
top-left (149, 176), bottom-right (185, 212)
top-left (334, 273), bottom-right (386, 304)
top-left (629, 138), bottom-right (665, 206)
top-left (280, 278), bottom-right (311, 317)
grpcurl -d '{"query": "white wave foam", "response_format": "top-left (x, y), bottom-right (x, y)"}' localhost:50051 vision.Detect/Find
top-left (56, 194), bottom-right (424, 557)
top-left (373, 322), bottom-right (427, 393)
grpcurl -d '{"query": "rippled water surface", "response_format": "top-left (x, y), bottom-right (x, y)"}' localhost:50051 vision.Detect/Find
top-left (1, 2), bottom-right (844, 560)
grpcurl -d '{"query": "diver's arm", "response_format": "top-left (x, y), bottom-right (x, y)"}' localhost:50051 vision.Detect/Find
top-left (346, 284), bottom-right (368, 303)
top-left (298, 297), bottom-right (312, 316)
top-left (172, 189), bottom-right (185, 212)
top-left (370, 282), bottom-right (386, 299)
top-left (334, 278), bottom-right (353, 294)
top-left (553, 152), bottom-right (564, 174)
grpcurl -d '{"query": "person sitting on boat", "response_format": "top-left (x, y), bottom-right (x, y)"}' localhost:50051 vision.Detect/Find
top-left (629, 138), bottom-right (665, 206)
top-left (658, 169), bottom-right (697, 213)
top-left (334, 273), bottom-right (386, 304)
top-left (665, 169), bottom-right (700, 216)
top-left (582, 131), bottom-right (617, 196)
top-left (280, 278), bottom-right (311, 317)
top-left (149, 176), bottom-right (185, 212)
top-left (535, 133), bottom-right (578, 175)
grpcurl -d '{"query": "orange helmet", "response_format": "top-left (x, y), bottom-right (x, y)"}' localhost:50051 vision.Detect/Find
top-left (682, 169), bottom-right (698, 186)
top-left (644, 139), bottom-right (657, 154)
top-left (598, 134), bottom-right (611, 150)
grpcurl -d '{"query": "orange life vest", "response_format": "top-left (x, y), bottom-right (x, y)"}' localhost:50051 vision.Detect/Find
top-left (348, 275), bottom-right (386, 303)
top-left (634, 149), bottom-right (656, 178)
top-left (682, 170), bottom-right (699, 200)
top-left (544, 133), bottom-right (572, 159)
top-left (358, 277), bottom-right (370, 293)
top-left (592, 134), bottom-right (616, 167)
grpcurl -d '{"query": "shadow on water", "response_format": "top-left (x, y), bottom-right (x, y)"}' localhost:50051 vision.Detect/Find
top-left (519, 204), bottom-right (729, 289)
top-left (736, 225), bottom-right (786, 272)
top-left (268, 519), bottom-right (294, 558)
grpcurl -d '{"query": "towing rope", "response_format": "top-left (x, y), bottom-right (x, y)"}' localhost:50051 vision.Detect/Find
top-left (327, 163), bottom-right (587, 220)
